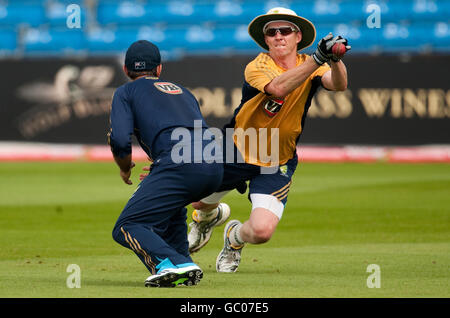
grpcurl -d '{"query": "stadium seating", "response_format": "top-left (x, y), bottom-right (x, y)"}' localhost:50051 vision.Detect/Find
top-left (0, 0), bottom-right (448, 58)
top-left (23, 27), bottom-right (85, 55)
top-left (0, 28), bottom-right (16, 55)
top-left (431, 21), bottom-right (450, 51)
top-left (0, 2), bottom-right (46, 27)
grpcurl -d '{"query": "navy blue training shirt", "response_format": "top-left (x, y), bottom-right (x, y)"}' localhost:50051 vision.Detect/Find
top-left (108, 76), bottom-right (208, 161)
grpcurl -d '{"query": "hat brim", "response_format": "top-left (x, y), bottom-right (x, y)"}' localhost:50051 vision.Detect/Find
top-left (248, 13), bottom-right (316, 51)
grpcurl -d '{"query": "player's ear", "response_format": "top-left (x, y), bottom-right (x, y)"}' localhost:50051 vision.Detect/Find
top-left (123, 65), bottom-right (129, 77)
top-left (156, 64), bottom-right (162, 77)
top-left (296, 30), bottom-right (302, 44)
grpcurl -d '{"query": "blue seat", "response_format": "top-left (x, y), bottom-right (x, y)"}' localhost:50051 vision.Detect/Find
top-left (0, 2), bottom-right (46, 27)
top-left (177, 25), bottom-right (219, 52)
top-left (85, 26), bottom-right (187, 60)
top-left (209, 1), bottom-right (265, 25)
top-left (23, 27), bottom-right (85, 55)
top-left (214, 25), bottom-right (259, 52)
top-left (0, 28), bottom-right (17, 53)
top-left (430, 21), bottom-right (450, 52)
top-left (85, 27), bottom-right (124, 53)
top-left (86, 26), bottom-right (173, 53)
top-left (407, 0), bottom-right (450, 22)
top-left (377, 23), bottom-right (426, 53)
top-left (291, 1), bottom-right (341, 24)
top-left (97, 1), bottom-right (164, 26)
top-left (157, 1), bottom-right (212, 25)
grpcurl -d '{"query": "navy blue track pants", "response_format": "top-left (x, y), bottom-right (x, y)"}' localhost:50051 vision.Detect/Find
top-left (112, 157), bottom-right (223, 274)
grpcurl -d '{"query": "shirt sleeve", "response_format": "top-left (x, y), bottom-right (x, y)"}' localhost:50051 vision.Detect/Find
top-left (108, 85), bottom-right (134, 158)
top-left (310, 63), bottom-right (331, 80)
top-left (244, 56), bottom-right (279, 93)
top-left (245, 54), bottom-right (332, 93)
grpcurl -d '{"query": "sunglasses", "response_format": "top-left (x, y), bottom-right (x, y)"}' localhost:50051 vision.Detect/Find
top-left (264, 27), bottom-right (298, 37)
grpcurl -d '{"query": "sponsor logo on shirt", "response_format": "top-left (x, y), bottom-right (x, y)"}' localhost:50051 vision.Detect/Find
top-left (154, 82), bottom-right (183, 95)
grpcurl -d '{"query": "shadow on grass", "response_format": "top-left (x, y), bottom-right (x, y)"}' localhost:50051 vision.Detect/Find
top-left (85, 278), bottom-right (143, 288)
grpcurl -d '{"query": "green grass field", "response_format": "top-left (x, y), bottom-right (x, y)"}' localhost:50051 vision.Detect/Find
top-left (0, 161), bottom-right (449, 298)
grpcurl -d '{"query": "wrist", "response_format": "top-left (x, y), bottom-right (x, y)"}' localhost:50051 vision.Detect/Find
top-left (311, 54), bottom-right (324, 66)
top-left (330, 56), bottom-right (341, 63)
top-left (312, 49), bottom-right (328, 66)
top-left (121, 165), bottom-right (131, 173)
top-left (114, 153), bottom-right (132, 172)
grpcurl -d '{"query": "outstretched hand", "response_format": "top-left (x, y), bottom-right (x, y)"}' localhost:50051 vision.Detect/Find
top-left (312, 33), bottom-right (351, 65)
top-left (330, 36), bottom-right (351, 62)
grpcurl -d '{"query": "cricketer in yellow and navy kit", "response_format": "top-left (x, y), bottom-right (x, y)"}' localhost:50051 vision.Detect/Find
top-left (218, 52), bottom-right (330, 204)
top-left (109, 76), bottom-right (223, 274)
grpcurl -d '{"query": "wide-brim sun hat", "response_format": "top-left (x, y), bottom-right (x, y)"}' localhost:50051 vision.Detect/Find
top-left (248, 7), bottom-right (316, 51)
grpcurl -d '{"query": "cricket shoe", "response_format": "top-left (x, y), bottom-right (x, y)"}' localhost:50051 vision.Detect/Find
top-left (188, 203), bottom-right (230, 254)
top-left (216, 220), bottom-right (244, 273)
top-left (144, 260), bottom-right (203, 288)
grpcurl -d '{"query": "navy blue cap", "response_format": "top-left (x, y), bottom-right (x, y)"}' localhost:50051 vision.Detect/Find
top-left (124, 40), bottom-right (161, 72)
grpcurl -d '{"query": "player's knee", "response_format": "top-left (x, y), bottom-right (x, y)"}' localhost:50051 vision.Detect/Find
top-left (112, 225), bottom-right (123, 245)
top-left (251, 223), bottom-right (275, 243)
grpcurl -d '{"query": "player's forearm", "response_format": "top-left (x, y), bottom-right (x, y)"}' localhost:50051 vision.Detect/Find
top-left (264, 56), bottom-right (319, 99)
top-left (329, 60), bottom-right (348, 91)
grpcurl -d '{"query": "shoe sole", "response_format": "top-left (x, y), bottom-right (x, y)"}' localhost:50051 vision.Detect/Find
top-left (189, 203), bottom-right (230, 254)
top-left (145, 267), bottom-right (203, 288)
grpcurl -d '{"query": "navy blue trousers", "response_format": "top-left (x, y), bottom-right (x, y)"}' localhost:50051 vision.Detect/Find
top-left (112, 157), bottom-right (223, 274)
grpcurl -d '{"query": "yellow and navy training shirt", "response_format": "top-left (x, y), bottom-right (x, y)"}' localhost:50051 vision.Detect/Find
top-left (227, 53), bottom-right (330, 167)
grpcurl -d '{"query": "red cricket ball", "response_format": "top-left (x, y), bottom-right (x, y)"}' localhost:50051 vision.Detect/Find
top-left (332, 42), bottom-right (346, 57)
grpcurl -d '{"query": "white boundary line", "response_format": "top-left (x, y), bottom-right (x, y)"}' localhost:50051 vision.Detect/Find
top-left (0, 142), bottom-right (449, 163)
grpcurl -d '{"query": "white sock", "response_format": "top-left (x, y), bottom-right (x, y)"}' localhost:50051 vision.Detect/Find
top-left (195, 207), bottom-right (218, 222)
top-left (228, 222), bottom-right (245, 247)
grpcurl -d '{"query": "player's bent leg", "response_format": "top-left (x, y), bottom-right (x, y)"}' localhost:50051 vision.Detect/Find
top-left (113, 220), bottom-right (195, 276)
top-left (241, 208), bottom-right (279, 244)
top-left (188, 190), bottom-right (231, 254)
top-left (165, 207), bottom-right (192, 259)
top-left (114, 221), bottom-right (203, 287)
top-left (240, 194), bottom-right (283, 244)
top-left (216, 210), bottom-right (279, 273)
top-left (216, 194), bottom-right (284, 273)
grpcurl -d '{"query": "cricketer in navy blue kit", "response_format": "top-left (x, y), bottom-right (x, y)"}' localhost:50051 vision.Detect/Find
top-left (108, 40), bottom-right (223, 287)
